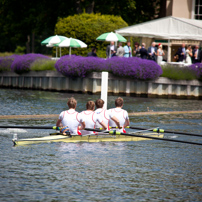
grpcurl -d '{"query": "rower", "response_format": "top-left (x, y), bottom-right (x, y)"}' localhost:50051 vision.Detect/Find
top-left (94, 99), bottom-right (121, 130)
top-left (108, 97), bottom-right (130, 133)
top-left (80, 101), bottom-right (107, 135)
top-left (56, 97), bottom-right (85, 135)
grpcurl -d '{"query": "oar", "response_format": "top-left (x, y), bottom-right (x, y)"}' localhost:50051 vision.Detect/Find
top-left (0, 125), bottom-right (60, 130)
top-left (124, 126), bottom-right (202, 138)
top-left (85, 128), bottom-right (202, 146)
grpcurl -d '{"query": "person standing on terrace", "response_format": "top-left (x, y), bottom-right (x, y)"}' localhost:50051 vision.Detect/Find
top-left (139, 43), bottom-right (148, 59)
top-left (87, 47), bottom-right (97, 57)
top-left (106, 41), bottom-right (117, 58)
top-left (174, 43), bottom-right (186, 62)
top-left (116, 42), bottom-right (125, 57)
top-left (124, 41), bottom-right (132, 58)
top-left (148, 42), bottom-right (157, 61)
top-left (56, 97), bottom-right (85, 135)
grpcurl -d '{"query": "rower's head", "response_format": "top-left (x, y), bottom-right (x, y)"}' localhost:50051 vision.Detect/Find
top-left (115, 97), bottom-right (123, 108)
top-left (67, 97), bottom-right (77, 109)
top-left (95, 99), bottom-right (104, 108)
top-left (86, 101), bottom-right (95, 111)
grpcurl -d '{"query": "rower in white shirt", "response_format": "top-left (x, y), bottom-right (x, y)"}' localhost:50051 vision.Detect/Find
top-left (108, 97), bottom-right (130, 133)
top-left (56, 97), bottom-right (85, 135)
top-left (80, 101), bottom-right (107, 136)
top-left (94, 99), bottom-right (121, 130)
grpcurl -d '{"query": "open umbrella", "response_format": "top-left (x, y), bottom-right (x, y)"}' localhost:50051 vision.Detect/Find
top-left (41, 35), bottom-right (68, 45)
top-left (42, 35), bottom-right (68, 58)
top-left (96, 32), bottom-right (127, 42)
top-left (58, 38), bottom-right (87, 55)
top-left (96, 32), bottom-right (127, 58)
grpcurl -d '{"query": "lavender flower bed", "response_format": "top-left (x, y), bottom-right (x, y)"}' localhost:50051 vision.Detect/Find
top-left (0, 55), bottom-right (18, 72)
top-left (55, 55), bottom-right (162, 80)
top-left (11, 54), bottom-right (49, 74)
top-left (55, 55), bottom-right (108, 78)
top-left (189, 63), bottom-right (202, 81)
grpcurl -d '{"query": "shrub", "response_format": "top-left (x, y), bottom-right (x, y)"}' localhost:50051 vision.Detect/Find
top-left (30, 59), bottom-right (56, 71)
top-left (14, 46), bottom-right (26, 54)
top-left (55, 55), bottom-right (162, 80)
top-left (161, 64), bottom-right (197, 80)
top-left (0, 55), bottom-right (18, 72)
top-left (11, 54), bottom-right (49, 74)
top-left (54, 13), bottom-right (128, 58)
top-left (108, 57), bottom-right (162, 80)
top-left (189, 63), bottom-right (202, 81)
top-left (55, 55), bottom-right (107, 78)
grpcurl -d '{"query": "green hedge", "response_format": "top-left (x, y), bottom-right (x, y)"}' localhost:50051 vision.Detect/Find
top-left (54, 13), bottom-right (128, 58)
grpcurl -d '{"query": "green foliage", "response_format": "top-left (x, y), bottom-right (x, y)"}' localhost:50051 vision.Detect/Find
top-left (54, 13), bottom-right (128, 58)
top-left (161, 64), bottom-right (197, 80)
top-left (14, 46), bottom-right (26, 54)
top-left (30, 59), bottom-right (56, 71)
top-left (0, 52), bottom-right (15, 57)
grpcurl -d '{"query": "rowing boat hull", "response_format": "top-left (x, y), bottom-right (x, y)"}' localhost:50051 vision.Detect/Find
top-left (13, 133), bottom-right (164, 146)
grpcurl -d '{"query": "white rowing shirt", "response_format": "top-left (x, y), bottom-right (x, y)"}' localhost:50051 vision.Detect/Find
top-left (108, 108), bottom-right (129, 132)
top-left (58, 109), bottom-right (83, 135)
top-left (94, 108), bottom-right (113, 130)
top-left (80, 110), bottom-right (103, 135)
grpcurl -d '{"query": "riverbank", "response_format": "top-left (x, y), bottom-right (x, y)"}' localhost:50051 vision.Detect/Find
top-left (0, 71), bottom-right (202, 99)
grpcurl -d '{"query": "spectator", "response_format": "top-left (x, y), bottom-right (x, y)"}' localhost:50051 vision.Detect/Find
top-left (139, 43), bottom-right (148, 59)
top-left (156, 44), bottom-right (165, 65)
top-left (148, 42), bottom-right (157, 61)
top-left (133, 42), bottom-right (141, 57)
top-left (124, 41), bottom-right (132, 58)
top-left (106, 41), bottom-right (117, 58)
top-left (87, 47), bottom-right (97, 57)
top-left (185, 45), bottom-right (192, 65)
top-left (174, 43), bottom-right (186, 62)
top-left (199, 49), bottom-right (202, 63)
top-left (193, 45), bottom-right (200, 63)
top-left (116, 42), bottom-right (125, 57)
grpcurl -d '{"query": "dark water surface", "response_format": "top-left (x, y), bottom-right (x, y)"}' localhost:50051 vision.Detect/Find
top-left (0, 89), bottom-right (202, 202)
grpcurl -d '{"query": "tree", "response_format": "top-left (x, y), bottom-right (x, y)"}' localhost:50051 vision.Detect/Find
top-left (54, 13), bottom-right (128, 57)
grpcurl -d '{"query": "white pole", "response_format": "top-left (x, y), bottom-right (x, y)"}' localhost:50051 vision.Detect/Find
top-left (101, 71), bottom-right (108, 109)
top-left (69, 47), bottom-right (71, 56)
top-left (167, 39), bottom-right (171, 62)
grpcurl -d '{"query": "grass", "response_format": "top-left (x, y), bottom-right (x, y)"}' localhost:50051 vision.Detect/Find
top-left (161, 64), bottom-right (197, 80)
top-left (30, 59), bottom-right (56, 71)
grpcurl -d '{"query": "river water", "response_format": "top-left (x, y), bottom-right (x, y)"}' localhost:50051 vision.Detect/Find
top-left (0, 89), bottom-right (202, 202)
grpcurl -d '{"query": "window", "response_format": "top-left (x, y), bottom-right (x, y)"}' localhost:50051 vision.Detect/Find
top-left (195, 0), bottom-right (202, 19)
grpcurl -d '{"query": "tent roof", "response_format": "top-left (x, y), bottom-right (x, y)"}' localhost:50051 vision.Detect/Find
top-left (116, 16), bottom-right (202, 40)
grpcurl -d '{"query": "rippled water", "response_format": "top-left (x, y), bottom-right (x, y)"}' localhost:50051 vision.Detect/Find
top-left (0, 89), bottom-right (202, 201)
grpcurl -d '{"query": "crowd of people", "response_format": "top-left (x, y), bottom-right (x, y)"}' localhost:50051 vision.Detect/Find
top-left (105, 41), bottom-right (165, 65)
top-left (56, 97), bottom-right (130, 136)
top-left (87, 41), bottom-right (202, 65)
top-left (174, 43), bottom-right (202, 64)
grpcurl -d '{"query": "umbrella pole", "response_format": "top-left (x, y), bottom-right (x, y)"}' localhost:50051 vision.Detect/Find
top-left (69, 47), bottom-right (71, 56)
top-left (56, 47), bottom-right (58, 58)
top-left (60, 47), bottom-right (61, 57)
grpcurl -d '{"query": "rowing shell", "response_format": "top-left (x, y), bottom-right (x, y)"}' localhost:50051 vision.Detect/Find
top-left (12, 132), bottom-right (164, 146)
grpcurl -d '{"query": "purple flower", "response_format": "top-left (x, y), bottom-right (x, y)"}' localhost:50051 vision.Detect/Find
top-left (189, 63), bottom-right (202, 80)
top-left (11, 54), bottom-right (49, 74)
top-left (55, 55), bottom-right (162, 80)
